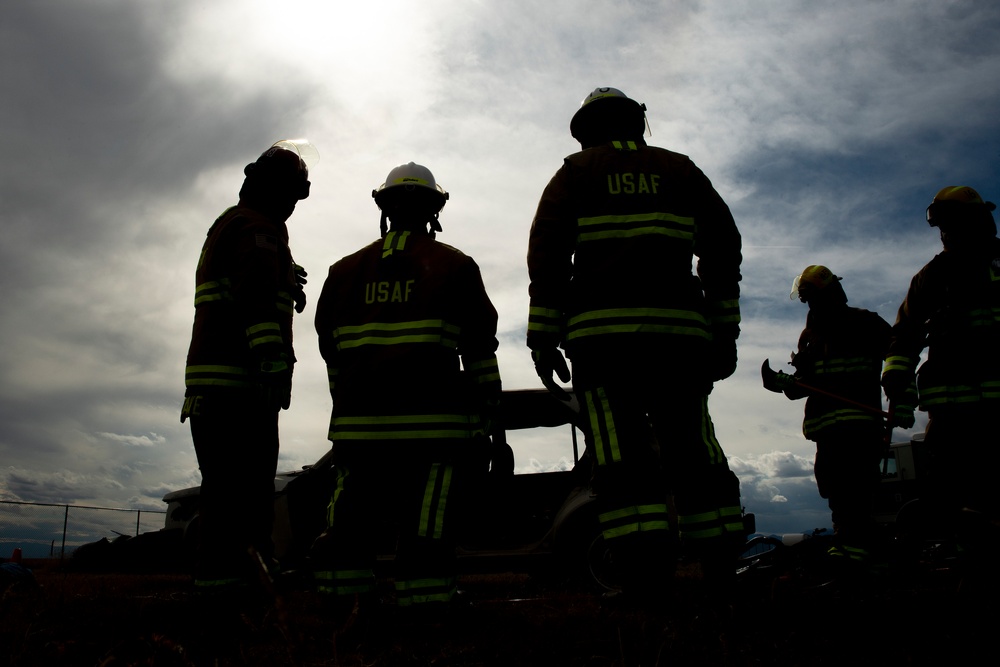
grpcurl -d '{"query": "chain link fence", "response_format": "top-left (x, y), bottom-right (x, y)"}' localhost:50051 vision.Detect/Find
top-left (0, 500), bottom-right (166, 561)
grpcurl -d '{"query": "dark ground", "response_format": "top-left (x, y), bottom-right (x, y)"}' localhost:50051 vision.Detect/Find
top-left (1, 542), bottom-right (996, 667)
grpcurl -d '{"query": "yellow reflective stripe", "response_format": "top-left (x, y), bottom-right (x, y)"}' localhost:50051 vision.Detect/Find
top-left (333, 320), bottom-right (460, 349)
top-left (709, 299), bottom-right (741, 326)
top-left (418, 463), bottom-right (452, 540)
top-left (814, 356), bottom-right (881, 374)
top-left (883, 355), bottom-right (916, 373)
top-left (329, 414), bottom-right (476, 441)
top-left (600, 504), bottom-right (671, 540)
top-left (326, 467), bottom-right (349, 528)
top-left (920, 384), bottom-right (980, 406)
top-left (381, 231), bottom-right (410, 258)
top-left (982, 380), bottom-right (1000, 399)
top-left (576, 212), bottom-right (694, 244)
top-left (528, 306), bottom-right (562, 334)
top-left (194, 279), bottom-right (233, 305)
top-left (276, 290), bottom-right (294, 314)
top-left (394, 576), bottom-right (457, 606)
top-left (314, 568), bottom-right (375, 595)
top-left (611, 140), bottom-right (639, 151)
top-left (185, 365), bottom-right (251, 387)
top-left (245, 322), bottom-right (283, 348)
top-left (584, 388), bottom-right (619, 465)
top-left (567, 307), bottom-right (709, 340)
top-left (465, 356), bottom-right (501, 384)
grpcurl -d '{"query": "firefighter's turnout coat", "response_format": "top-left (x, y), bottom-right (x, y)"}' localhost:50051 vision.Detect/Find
top-left (791, 307), bottom-right (891, 441)
top-left (527, 139), bottom-right (744, 565)
top-left (885, 236), bottom-right (1000, 410)
top-left (184, 205), bottom-right (298, 395)
top-left (527, 139), bottom-right (742, 364)
top-left (315, 230), bottom-right (500, 460)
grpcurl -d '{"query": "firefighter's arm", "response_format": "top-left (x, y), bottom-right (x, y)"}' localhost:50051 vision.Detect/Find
top-left (314, 264), bottom-right (341, 404)
top-left (527, 165), bottom-right (575, 393)
top-left (882, 273), bottom-right (926, 404)
top-left (232, 219), bottom-right (294, 409)
top-left (691, 164), bottom-right (743, 381)
top-left (458, 259), bottom-right (503, 433)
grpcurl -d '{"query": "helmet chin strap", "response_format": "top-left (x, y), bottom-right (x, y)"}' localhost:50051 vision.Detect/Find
top-left (380, 211), bottom-right (389, 238)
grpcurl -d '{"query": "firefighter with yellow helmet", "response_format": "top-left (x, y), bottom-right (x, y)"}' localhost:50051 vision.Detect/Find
top-left (764, 265), bottom-right (896, 562)
top-left (527, 87), bottom-right (747, 604)
top-left (309, 162), bottom-right (501, 614)
top-left (882, 186), bottom-right (1000, 521)
top-left (181, 139), bottom-right (315, 589)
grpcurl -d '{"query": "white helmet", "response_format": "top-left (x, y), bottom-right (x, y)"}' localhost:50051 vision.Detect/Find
top-left (372, 162), bottom-right (449, 236)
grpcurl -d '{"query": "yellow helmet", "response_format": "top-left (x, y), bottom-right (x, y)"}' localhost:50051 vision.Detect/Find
top-left (790, 265), bottom-right (839, 300)
top-left (926, 185), bottom-right (996, 227)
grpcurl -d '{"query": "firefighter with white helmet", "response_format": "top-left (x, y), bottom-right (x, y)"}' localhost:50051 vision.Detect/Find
top-left (181, 139), bottom-right (315, 590)
top-left (883, 186), bottom-right (1000, 522)
top-left (765, 265), bottom-right (896, 563)
top-left (310, 162), bottom-right (501, 615)
top-left (527, 87), bottom-right (747, 605)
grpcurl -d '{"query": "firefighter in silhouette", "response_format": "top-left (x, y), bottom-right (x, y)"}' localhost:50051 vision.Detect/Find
top-left (309, 162), bottom-right (501, 612)
top-left (527, 87), bottom-right (747, 603)
top-left (764, 265), bottom-right (899, 561)
top-left (883, 186), bottom-right (1000, 522)
top-left (181, 139), bottom-right (315, 589)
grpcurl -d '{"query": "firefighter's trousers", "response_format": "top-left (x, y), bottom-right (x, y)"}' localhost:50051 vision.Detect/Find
top-left (185, 392), bottom-right (280, 588)
top-left (310, 457), bottom-right (469, 607)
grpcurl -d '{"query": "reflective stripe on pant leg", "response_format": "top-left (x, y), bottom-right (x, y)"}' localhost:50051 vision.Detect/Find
top-left (394, 575), bottom-right (458, 607)
top-left (418, 463), bottom-right (453, 540)
top-left (583, 387), bottom-right (620, 465)
top-left (599, 503), bottom-right (670, 541)
top-left (678, 503), bottom-right (743, 542)
top-left (326, 466), bottom-right (350, 529)
top-left (314, 568), bottom-right (376, 596)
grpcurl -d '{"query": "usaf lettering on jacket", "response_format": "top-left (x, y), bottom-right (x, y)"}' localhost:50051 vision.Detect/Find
top-left (365, 280), bottom-right (415, 304)
top-left (607, 172), bottom-right (660, 195)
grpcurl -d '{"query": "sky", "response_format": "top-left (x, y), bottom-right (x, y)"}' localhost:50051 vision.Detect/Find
top-left (2, 0), bottom-right (999, 542)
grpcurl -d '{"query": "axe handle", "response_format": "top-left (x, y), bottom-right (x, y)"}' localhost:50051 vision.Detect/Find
top-left (792, 378), bottom-right (890, 418)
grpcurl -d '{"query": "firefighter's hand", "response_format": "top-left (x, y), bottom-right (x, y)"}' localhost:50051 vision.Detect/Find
top-left (532, 347), bottom-right (571, 399)
top-left (881, 370), bottom-right (913, 404)
top-left (292, 264), bottom-right (308, 313)
top-left (256, 356), bottom-right (293, 410)
top-left (763, 370), bottom-right (796, 393)
top-left (891, 405), bottom-right (915, 429)
top-left (711, 336), bottom-right (738, 381)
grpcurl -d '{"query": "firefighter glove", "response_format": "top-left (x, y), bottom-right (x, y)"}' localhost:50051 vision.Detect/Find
top-left (763, 370), bottom-right (796, 394)
top-left (255, 355), bottom-right (293, 410)
top-left (881, 370), bottom-right (914, 404)
top-left (292, 264), bottom-right (308, 313)
top-left (532, 347), bottom-right (571, 399)
top-left (891, 405), bottom-right (915, 429)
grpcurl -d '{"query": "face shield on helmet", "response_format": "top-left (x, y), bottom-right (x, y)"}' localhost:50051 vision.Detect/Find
top-left (244, 139), bottom-right (318, 201)
top-left (790, 265), bottom-right (838, 301)
top-left (372, 162), bottom-right (449, 237)
top-left (569, 87), bottom-right (649, 147)
top-left (925, 185), bottom-right (996, 227)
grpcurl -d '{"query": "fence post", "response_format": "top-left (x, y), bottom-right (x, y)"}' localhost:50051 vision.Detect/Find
top-left (61, 505), bottom-right (69, 563)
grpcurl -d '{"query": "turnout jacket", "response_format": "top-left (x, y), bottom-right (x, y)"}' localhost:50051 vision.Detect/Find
top-left (315, 230), bottom-right (500, 459)
top-left (185, 206), bottom-right (297, 394)
top-left (527, 139), bottom-right (742, 367)
top-left (789, 307), bottom-right (891, 440)
top-left (884, 237), bottom-right (1000, 409)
